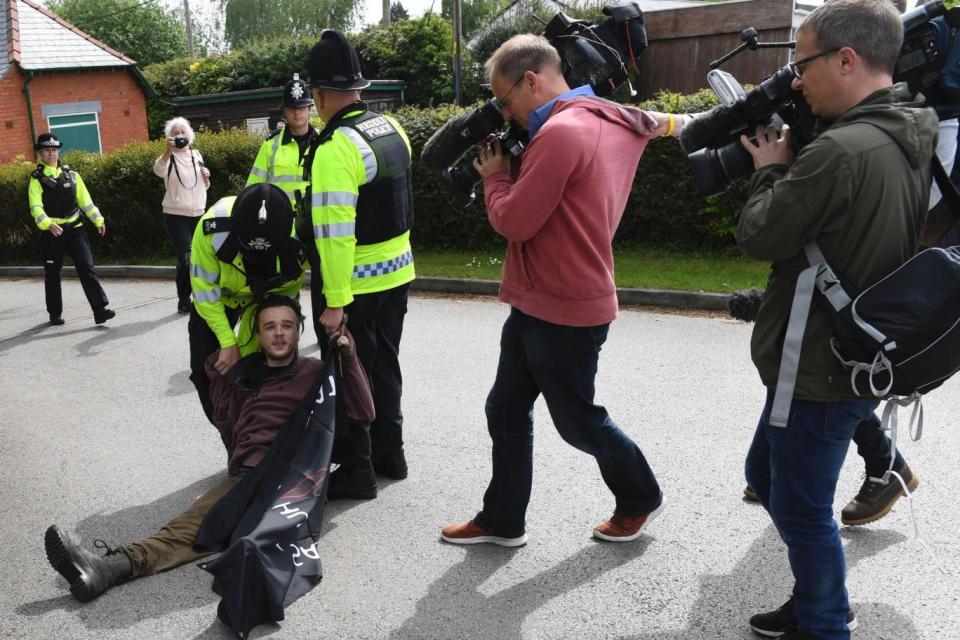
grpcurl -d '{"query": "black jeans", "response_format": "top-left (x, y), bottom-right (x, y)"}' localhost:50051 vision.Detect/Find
top-left (40, 224), bottom-right (108, 318)
top-left (328, 283), bottom-right (410, 469)
top-left (188, 305), bottom-right (242, 426)
top-left (474, 308), bottom-right (662, 538)
top-left (163, 214), bottom-right (200, 306)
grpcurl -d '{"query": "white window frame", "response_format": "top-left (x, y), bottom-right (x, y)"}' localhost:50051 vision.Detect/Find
top-left (47, 111), bottom-right (103, 155)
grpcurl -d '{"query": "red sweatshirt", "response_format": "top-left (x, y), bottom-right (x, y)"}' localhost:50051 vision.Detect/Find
top-left (482, 97), bottom-right (658, 326)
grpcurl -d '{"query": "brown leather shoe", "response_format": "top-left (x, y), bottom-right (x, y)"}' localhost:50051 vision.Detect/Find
top-left (841, 463), bottom-right (919, 526)
top-left (440, 520), bottom-right (527, 547)
top-left (743, 485), bottom-right (760, 502)
top-left (593, 501), bottom-right (665, 542)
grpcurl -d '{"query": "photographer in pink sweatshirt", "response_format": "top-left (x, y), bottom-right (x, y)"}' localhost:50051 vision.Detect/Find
top-left (442, 34), bottom-right (688, 547)
top-left (154, 117), bottom-right (210, 314)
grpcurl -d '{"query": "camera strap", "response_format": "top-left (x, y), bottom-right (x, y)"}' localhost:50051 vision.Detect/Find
top-left (167, 151), bottom-right (199, 189)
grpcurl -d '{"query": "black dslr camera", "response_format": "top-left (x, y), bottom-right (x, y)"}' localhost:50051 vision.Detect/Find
top-left (421, 1), bottom-right (649, 206)
top-left (680, 0), bottom-right (960, 198)
top-left (174, 136), bottom-right (189, 149)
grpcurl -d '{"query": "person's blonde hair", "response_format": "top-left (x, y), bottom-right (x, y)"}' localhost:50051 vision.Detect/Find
top-left (484, 34), bottom-right (562, 83)
top-left (163, 117), bottom-right (196, 144)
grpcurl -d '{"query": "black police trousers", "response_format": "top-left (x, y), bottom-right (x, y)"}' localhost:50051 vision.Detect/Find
top-left (188, 305), bottom-right (242, 427)
top-left (40, 223), bottom-right (108, 319)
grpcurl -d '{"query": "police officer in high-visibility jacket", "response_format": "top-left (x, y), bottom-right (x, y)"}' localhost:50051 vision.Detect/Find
top-left (246, 73), bottom-right (317, 211)
top-left (303, 30), bottom-right (414, 499)
top-left (188, 182), bottom-right (306, 426)
top-left (28, 133), bottom-right (115, 326)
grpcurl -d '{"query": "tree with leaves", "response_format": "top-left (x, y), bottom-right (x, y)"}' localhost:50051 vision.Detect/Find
top-left (441, 0), bottom-right (503, 42)
top-left (48, 0), bottom-right (190, 65)
top-left (222, 0), bottom-right (361, 49)
top-left (390, 2), bottom-right (409, 21)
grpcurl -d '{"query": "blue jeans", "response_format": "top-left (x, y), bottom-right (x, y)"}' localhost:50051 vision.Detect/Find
top-left (474, 308), bottom-right (662, 538)
top-left (745, 389), bottom-right (878, 640)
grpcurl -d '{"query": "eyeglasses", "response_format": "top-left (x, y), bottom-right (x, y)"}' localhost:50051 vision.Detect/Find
top-left (495, 73), bottom-right (527, 111)
top-left (789, 47), bottom-right (841, 79)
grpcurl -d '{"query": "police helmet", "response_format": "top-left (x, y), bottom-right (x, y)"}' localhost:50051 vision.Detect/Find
top-left (34, 133), bottom-right (62, 150)
top-left (308, 30), bottom-right (370, 91)
top-left (232, 183), bottom-right (295, 268)
top-left (283, 73), bottom-right (313, 109)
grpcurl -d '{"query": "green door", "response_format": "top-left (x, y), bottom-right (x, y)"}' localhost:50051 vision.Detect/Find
top-left (48, 113), bottom-right (102, 154)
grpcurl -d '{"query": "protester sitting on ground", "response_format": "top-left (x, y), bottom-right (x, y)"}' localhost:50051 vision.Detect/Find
top-left (154, 117), bottom-right (210, 315)
top-left (43, 296), bottom-right (373, 602)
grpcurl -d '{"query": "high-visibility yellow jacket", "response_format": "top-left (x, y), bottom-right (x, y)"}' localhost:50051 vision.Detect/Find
top-left (247, 127), bottom-right (317, 209)
top-left (308, 107), bottom-right (414, 308)
top-left (28, 163), bottom-right (104, 231)
top-left (190, 196), bottom-right (305, 354)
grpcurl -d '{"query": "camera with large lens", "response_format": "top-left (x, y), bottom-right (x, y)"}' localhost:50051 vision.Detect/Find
top-left (421, 1), bottom-right (648, 206)
top-left (681, 0), bottom-right (960, 198)
top-left (174, 136), bottom-right (189, 149)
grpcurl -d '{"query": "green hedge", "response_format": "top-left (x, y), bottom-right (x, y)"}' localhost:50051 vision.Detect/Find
top-left (1, 90), bottom-right (746, 263)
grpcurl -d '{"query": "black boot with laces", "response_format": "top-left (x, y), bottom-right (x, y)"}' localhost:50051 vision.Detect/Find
top-left (44, 525), bottom-right (133, 602)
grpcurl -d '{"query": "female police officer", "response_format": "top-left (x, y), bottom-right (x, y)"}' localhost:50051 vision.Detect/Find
top-left (27, 133), bottom-right (115, 325)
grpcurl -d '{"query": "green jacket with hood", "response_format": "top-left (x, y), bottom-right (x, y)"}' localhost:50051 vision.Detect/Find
top-left (736, 83), bottom-right (939, 401)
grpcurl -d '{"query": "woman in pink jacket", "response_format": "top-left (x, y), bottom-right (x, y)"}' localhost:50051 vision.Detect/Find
top-left (154, 117), bottom-right (210, 313)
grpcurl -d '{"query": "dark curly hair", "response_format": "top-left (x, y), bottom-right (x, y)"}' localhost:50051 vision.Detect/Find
top-left (252, 295), bottom-right (305, 335)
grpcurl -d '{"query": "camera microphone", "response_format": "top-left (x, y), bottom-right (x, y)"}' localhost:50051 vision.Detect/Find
top-left (679, 104), bottom-right (746, 154)
top-left (421, 113), bottom-right (475, 172)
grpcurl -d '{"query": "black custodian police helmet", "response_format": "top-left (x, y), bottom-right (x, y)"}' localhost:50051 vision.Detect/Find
top-left (283, 73), bottom-right (313, 109)
top-left (308, 29), bottom-right (370, 91)
top-left (232, 183), bottom-right (295, 267)
top-left (34, 133), bottom-right (62, 150)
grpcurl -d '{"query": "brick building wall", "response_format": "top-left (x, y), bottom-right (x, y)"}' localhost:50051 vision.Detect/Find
top-left (0, 66), bottom-right (148, 164)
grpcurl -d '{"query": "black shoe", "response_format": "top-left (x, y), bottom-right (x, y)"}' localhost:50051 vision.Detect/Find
top-left (372, 449), bottom-right (408, 480)
top-left (93, 308), bottom-right (116, 324)
top-left (327, 466), bottom-right (377, 500)
top-left (750, 596), bottom-right (858, 637)
top-left (49, 316), bottom-right (65, 326)
top-left (44, 525), bottom-right (133, 602)
top-left (177, 301), bottom-right (192, 315)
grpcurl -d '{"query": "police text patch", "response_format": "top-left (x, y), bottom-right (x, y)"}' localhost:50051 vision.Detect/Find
top-left (354, 116), bottom-right (395, 140)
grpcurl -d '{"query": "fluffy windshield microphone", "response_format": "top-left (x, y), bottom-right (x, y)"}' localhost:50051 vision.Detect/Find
top-left (679, 104), bottom-right (746, 154)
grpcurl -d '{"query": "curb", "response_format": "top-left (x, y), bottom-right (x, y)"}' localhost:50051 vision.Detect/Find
top-left (0, 266), bottom-right (729, 312)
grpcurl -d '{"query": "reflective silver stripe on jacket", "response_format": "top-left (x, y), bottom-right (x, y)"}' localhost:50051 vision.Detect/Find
top-left (210, 199), bottom-right (232, 252)
top-left (194, 288), bottom-right (222, 303)
top-left (268, 134), bottom-right (283, 182)
top-left (311, 191), bottom-right (358, 208)
top-left (338, 126), bottom-right (378, 183)
top-left (81, 203), bottom-right (96, 214)
top-left (270, 174), bottom-right (302, 184)
top-left (249, 166), bottom-right (268, 179)
top-left (354, 250), bottom-right (413, 279)
top-left (34, 212), bottom-right (49, 225)
top-left (313, 221), bottom-right (356, 239)
top-left (190, 263), bottom-right (219, 284)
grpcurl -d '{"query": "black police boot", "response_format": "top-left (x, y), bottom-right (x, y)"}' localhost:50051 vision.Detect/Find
top-left (49, 316), bottom-right (65, 326)
top-left (327, 465), bottom-right (378, 500)
top-left (93, 307), bottom-right (116, 325)
top-left (372, 448), bottom-right (408, 480)
top-left (44, 525), bottom-right (133, 602)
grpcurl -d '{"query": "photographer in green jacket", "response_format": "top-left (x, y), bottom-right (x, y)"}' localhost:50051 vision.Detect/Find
top-left (735, 1), bottom-right (938, 638)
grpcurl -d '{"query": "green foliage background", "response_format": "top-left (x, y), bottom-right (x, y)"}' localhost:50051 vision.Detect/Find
top-left (1, 90), bottom-right (739, 263)
top-left (47, 0), bottom-right (190, 66)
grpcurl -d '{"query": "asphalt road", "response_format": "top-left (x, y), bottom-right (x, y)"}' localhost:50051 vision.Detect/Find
top-left (1, 277), bottom-right (958, 640)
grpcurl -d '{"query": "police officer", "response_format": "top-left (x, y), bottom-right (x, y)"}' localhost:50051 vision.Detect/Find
top-left (304, 29), bottom-right (415, 499)
top-left (188, 182), bottom-right (307, 427)
top-left (247, 73), bottom-right (317, 210)
top-left (28, 133), bottom-right (115, 326)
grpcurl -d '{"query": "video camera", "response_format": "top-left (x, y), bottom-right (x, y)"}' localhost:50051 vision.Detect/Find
top-left (680, 0), bottom-right (960, 198)
top-left (421, 1), bottom-right (649, 206)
